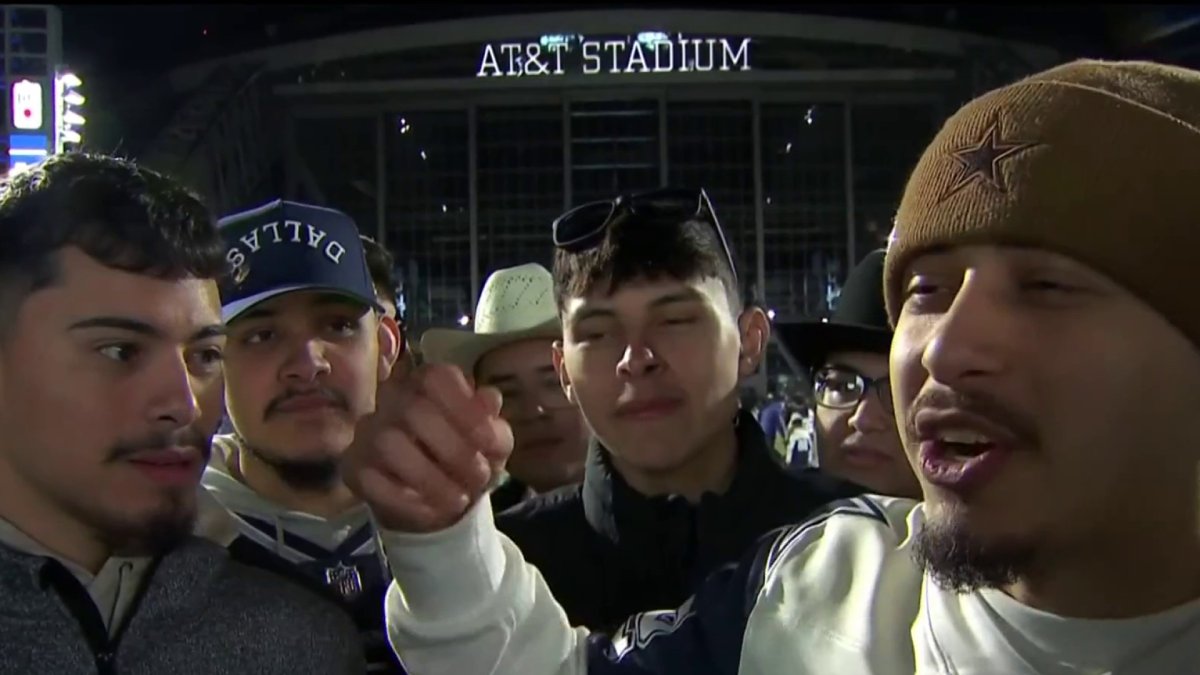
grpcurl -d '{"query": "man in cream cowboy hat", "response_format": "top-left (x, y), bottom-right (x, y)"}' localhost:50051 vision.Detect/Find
top-left (421, 263), bottom-right (589, 511)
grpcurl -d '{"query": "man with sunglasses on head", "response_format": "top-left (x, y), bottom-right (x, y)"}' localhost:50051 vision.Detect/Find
top-left (442, 189), bottom-right (861, 632)
top-left (777, 249), bottom-right (921, 498)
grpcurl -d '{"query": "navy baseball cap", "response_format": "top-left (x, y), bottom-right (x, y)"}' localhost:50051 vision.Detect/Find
top-left (218, 199), bottom-right (379, 323)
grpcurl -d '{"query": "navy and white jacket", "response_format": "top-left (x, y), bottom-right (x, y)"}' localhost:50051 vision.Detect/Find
top-left (380, 495), bottom-right (1200, 674)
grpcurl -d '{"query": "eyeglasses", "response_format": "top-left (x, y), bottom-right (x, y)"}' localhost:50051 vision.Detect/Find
top-left (813, 366), bottom-right (893, 414)
top-left (551, 187), bottom-right (739, 285)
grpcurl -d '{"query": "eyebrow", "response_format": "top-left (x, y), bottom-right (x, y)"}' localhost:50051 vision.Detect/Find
top-left (569, 306), bottom-right (617, 325)
top-left (570, 289), bottom-right (706, 325)
top-left (68, 316), bottom-right (226, 342)
top-left (647, 289), bottom-right (705, 309)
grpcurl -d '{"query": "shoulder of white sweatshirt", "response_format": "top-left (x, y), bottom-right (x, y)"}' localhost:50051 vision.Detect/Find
top-left (379, 495), bottom-right (1200, 675)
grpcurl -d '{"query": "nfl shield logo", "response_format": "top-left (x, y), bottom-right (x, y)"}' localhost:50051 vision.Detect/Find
top-left (324, 563), bottom-right (364, 601)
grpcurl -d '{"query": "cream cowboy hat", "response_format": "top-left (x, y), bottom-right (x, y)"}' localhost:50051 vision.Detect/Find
top-left (420, 263), bottom-right (561, 376)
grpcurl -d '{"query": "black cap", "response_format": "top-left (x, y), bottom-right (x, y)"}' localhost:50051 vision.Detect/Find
top-left (775, 248), bottom-right (892, 371)
top-left (218, 199), bottom-right (377, 322)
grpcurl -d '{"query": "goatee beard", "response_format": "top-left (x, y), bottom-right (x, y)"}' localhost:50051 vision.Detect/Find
top-left (92, 494), bottom-right (195, 559)
top-left (245, 444), bottom-right (341, 492)
top-left (911, 511), bottom-right (1037, 594)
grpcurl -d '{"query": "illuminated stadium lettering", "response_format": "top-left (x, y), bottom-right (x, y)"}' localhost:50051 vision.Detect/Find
top-left (476, 35), bottom-right (752, 78)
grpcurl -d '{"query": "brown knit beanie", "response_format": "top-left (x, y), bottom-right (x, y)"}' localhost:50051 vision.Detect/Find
top-left (884, 59), bottom-right (1200, 345)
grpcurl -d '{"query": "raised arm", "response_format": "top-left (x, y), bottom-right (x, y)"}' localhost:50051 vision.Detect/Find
top-left (345, 365), bottom-right (763, 675)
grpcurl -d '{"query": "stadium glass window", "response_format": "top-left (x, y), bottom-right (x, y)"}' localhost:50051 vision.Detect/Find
top-left (386, 110), bottom-right (471, 331)
top-left (666, 100), bottom-right (755, 303)
top-left (477, 105), bottom-right (564, 277)
top-left (761, 102), bottom-right (849, 322)
top-left (850, 103), bottom-right (941, 261)
top-left (569, 99), bottom-right (660, 206)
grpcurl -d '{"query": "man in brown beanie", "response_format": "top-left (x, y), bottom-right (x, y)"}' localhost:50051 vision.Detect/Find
top-left (344, 59), bottom-right (1200, 675)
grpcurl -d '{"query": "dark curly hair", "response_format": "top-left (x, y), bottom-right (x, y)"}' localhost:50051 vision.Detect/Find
top-left (0, 153), bottom-right (224, 331)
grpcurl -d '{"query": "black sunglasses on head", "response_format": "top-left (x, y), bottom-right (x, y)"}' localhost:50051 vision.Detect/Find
top-left (551, 188), bottom-right (739, 285)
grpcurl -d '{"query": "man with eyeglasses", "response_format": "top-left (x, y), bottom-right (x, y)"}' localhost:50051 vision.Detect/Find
top-left (777, 249), bottom-right (921, 498)
top-left (434, 189), bottom-right (859, 632)
top-left (421, 263), bottom-right (589, 513)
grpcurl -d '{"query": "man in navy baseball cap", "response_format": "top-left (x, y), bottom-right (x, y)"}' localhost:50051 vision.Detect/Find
top-left (219, 199), bottom-right (380, 322)
top-left (205, 199), bottom-right (405, 672)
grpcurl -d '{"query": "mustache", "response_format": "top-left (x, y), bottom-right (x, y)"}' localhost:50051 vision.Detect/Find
top-left (107, 427), bottom-right (213, 463)
top-left (264, 387), bottom-right (350, 420)
top-left (905, 388), bottom-right (1039, 448)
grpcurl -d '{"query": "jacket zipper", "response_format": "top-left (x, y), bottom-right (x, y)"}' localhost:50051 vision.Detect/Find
top-left (39, 557), bottom-right (159, 674)
top-left (41, 559), bottom-right (118, 673)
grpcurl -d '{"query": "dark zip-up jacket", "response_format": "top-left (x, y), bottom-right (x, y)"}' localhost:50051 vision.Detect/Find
top-left (0, 535), bottom-right (365, 674)
top-left (496, 410), bottom-right (863, 632)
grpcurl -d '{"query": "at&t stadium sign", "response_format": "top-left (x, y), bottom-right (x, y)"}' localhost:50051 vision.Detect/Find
top-left (477, 33), bottom-right (752, 78)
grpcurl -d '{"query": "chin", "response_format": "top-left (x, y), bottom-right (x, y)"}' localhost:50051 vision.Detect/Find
top-left (912, 499), bottom-right (1036, 588)
top-left (612, 443), bottom-right (695, 474)
top-left (93, 499), bottom-right (196, 557)
top-left (279, 428), bottom-right (354, 457)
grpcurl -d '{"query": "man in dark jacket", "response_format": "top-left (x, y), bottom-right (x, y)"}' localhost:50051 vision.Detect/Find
top-left (0, 153), bottom-right (363, 673)
top-left (496, 188), bottom-right (861, 631)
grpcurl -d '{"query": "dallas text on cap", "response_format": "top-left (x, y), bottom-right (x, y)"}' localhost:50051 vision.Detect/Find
top-left (225, 219), bottom-right (348, 272)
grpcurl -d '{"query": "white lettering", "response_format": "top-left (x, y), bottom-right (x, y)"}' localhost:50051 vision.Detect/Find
top-left (306, 224), bottom-right (327, 249)
top-left (653, 39), bottom-right (674, 73)
top-left (603, 40), bottom-right (624, 74)
top-left (475, 34), bottom-right (752, 78)
top-left (325, 241), bottom-right (346, 264)
top-left (261, 221), bottom-right (282, 242)
top-left (225, 222), bottom-right (349, 268)
top-left (625, 41), bottom-right (649, 74)
top-left (239, 230), bottom-right (262, 252)
top-left (548, 42), bottom-right (568, 75)
top-left (284, 220), bottom-right (303, 242)
top-left (721, 38), bottom-right (751, 71)
top-left (693, 39), bottom-right (715, 72)
top-left (582, 41), bottom-right (601, 74)
top-left (524, 44), bottom-right (549, 76)
top-left (477, 44), bottom-right (502, 78)
top-left (500, 43), bottom-right (522, 76)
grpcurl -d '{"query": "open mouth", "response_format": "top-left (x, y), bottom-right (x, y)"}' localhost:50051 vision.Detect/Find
top-left (935, 429), bottom-right (996, 458)
top-left (919, 429), bottom-right (1010, 493)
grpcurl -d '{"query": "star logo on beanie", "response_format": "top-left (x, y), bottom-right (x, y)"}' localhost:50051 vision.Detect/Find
top-left (942, 118), bottom-right (1040, 201)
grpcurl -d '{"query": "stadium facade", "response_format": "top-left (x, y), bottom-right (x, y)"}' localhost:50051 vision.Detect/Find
top-left (141, 9), bottom-right (1058, 382)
